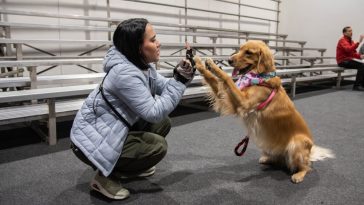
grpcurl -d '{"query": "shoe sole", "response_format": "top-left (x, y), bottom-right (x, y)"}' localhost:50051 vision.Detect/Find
top-left (90, 179), bottom-right (130, 200)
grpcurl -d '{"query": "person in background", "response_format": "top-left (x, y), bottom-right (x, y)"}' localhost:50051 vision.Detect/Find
top-left (336, 26), bottom-right (364, 91)
top-left (70, 18), bottom-right (195, 200)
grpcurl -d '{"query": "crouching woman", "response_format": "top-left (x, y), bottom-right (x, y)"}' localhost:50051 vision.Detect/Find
top-left (70, 18), bottom-right (195, 200)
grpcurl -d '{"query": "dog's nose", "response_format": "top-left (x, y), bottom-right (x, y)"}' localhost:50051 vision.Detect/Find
top-left (228, 58), bottom-right (233, 66)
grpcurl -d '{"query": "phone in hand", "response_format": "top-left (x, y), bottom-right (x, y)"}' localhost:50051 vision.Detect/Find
top-left (185, 41), bottom-right (195, 69)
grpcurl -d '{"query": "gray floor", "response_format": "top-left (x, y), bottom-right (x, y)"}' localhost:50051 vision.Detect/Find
top-left (1, 85), bottom-right (364, 205)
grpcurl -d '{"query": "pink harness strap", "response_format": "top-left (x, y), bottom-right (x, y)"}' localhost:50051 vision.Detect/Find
top-left (234, 87), bottom-right (276, 157)
top-left (256, 88), bottom-right (277, 110)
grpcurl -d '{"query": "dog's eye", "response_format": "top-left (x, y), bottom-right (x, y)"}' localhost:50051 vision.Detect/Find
top-left (245, 50), bottom-right (253, 55)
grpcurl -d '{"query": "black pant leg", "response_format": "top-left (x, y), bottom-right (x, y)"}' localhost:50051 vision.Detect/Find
top-left (338, 60), bottom-right (364, 86)
top-left (70, 142), bottom-right (97, 170)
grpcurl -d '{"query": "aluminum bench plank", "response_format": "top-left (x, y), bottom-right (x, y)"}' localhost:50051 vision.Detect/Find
top-left (0, 84), bottom-right (98, 103)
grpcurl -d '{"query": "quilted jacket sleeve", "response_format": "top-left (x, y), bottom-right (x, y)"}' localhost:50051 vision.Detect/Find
top-left (106, 64), bottom-right (186, 123)
top-left (155, 71), bottom-right (169, 95)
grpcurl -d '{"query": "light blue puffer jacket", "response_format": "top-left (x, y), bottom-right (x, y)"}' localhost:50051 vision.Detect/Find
top-left (70, 46), bottom-right (186, 176)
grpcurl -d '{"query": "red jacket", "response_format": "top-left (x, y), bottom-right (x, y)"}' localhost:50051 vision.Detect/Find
top-left (336, 36), bottom-right (361, 64)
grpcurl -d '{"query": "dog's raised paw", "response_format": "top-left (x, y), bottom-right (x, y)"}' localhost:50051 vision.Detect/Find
top-left (206, 58), bottom-right (213, 64)
top-left (193, 56), bottom-right (208, 72)
top-left (193, 56), bottom-right (202, 64)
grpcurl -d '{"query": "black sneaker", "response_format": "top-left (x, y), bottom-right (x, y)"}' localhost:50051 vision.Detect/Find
top-left (352, 86), bottom-right (364, 91)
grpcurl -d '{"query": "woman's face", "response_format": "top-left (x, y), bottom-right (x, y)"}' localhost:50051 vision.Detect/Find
top-left (141, 24), bottom-right (160, 63)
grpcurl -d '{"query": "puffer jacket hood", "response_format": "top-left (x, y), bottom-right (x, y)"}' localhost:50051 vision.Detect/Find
top-left (103, 46), bottom-right (123, 73)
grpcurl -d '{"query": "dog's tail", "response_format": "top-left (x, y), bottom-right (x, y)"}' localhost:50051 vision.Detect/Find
top-left (310, 145), bottom-right (335, 161)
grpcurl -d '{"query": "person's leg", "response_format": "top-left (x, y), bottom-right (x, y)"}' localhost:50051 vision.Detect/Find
top-left (71, 142), bottom-right (130, 200)
top-left (353, 61), bottom-right (364, 87)
top-left (112, 131), bottom-right (168, 176)
top-left (339, 60), bottom-right (364, 88)
top-left (358, 63), bottom-right (364, 87)
top-left (71, 142), bottom-right (98, 170)
top-left (130, 117), bottom-right (171, 136)
top-left (144, 117), bottom-right (172, 137)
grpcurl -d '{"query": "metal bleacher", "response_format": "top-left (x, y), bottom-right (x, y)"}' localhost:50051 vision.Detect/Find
top-left (0, 0), bottom-right (355, 145)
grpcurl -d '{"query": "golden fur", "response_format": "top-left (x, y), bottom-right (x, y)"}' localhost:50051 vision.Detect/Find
top-left (194, 40), bottom-right (317, 183)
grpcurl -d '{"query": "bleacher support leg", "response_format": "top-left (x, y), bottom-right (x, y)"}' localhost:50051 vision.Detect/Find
top-left (299, 42), bottom-right (305, 64)
top-left (28, 66), bottom-right (37, 89)
top-left (212, 37), bottom-right (217, 55)
top-left (291, 75), bottom-right (297, 98)
top-left (320, 50), bottom-right (325, 64)
top-left (336, 71), bottom-right (342, 88)
top-left (47, 99), bottom-right (57, 145)
top-left (15, 43), bottom-right (24, 77)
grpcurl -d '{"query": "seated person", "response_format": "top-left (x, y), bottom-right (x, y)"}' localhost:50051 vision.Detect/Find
top-left (336, 26), bottom-right (364, 91)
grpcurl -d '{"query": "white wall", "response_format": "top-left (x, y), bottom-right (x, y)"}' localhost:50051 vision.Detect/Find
top-left (1, 0), bottom-right (278, 77)
top-left (279, 0), bottom-right (364, 60)
top-left (0, 0), bottom-right (277, 46)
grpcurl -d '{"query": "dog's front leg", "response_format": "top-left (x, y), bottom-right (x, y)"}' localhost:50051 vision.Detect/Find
top-left (194, 56), bottom-right (220, 95)
top-left (194, 56), bottom-right (236, 114)
top-left (205, 58), bottom-right (253, 112)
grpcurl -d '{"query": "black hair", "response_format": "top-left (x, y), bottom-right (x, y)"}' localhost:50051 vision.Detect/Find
top-left (343, 26), bottom-right (351, 33)
top-left (113, 18), bottom-right (149, 70)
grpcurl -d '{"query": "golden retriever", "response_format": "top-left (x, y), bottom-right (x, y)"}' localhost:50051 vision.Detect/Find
top-left (193, 40), bottom-right (334, 183)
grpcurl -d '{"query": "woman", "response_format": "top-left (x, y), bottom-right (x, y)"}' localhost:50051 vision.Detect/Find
top-left (70, 18), bottom-right (195, 200)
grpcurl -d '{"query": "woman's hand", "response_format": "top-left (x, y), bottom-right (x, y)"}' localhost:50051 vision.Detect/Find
top-left (173, 59), bottom-right (195, 85)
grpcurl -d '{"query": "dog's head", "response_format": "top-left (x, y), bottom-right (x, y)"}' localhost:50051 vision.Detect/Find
top-left (229, 40), bottom-right (276, 77)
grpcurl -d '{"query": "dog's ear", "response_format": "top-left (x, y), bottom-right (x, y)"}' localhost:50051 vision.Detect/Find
top-left (257, 46), bottom-right (274, 73)
top-left (257, 51), bottom-right (264, 73)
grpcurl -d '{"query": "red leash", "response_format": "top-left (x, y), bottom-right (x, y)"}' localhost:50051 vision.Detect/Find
top-left (234, 87), bottom-right (276, 157)
top-left (234, 135), bottom-right (250, 156)
top-left (233, 89), bottom-right (271, 157)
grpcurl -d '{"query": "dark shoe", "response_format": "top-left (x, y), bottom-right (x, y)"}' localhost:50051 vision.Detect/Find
top-left (352, 86), bottom-right (364, 91)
